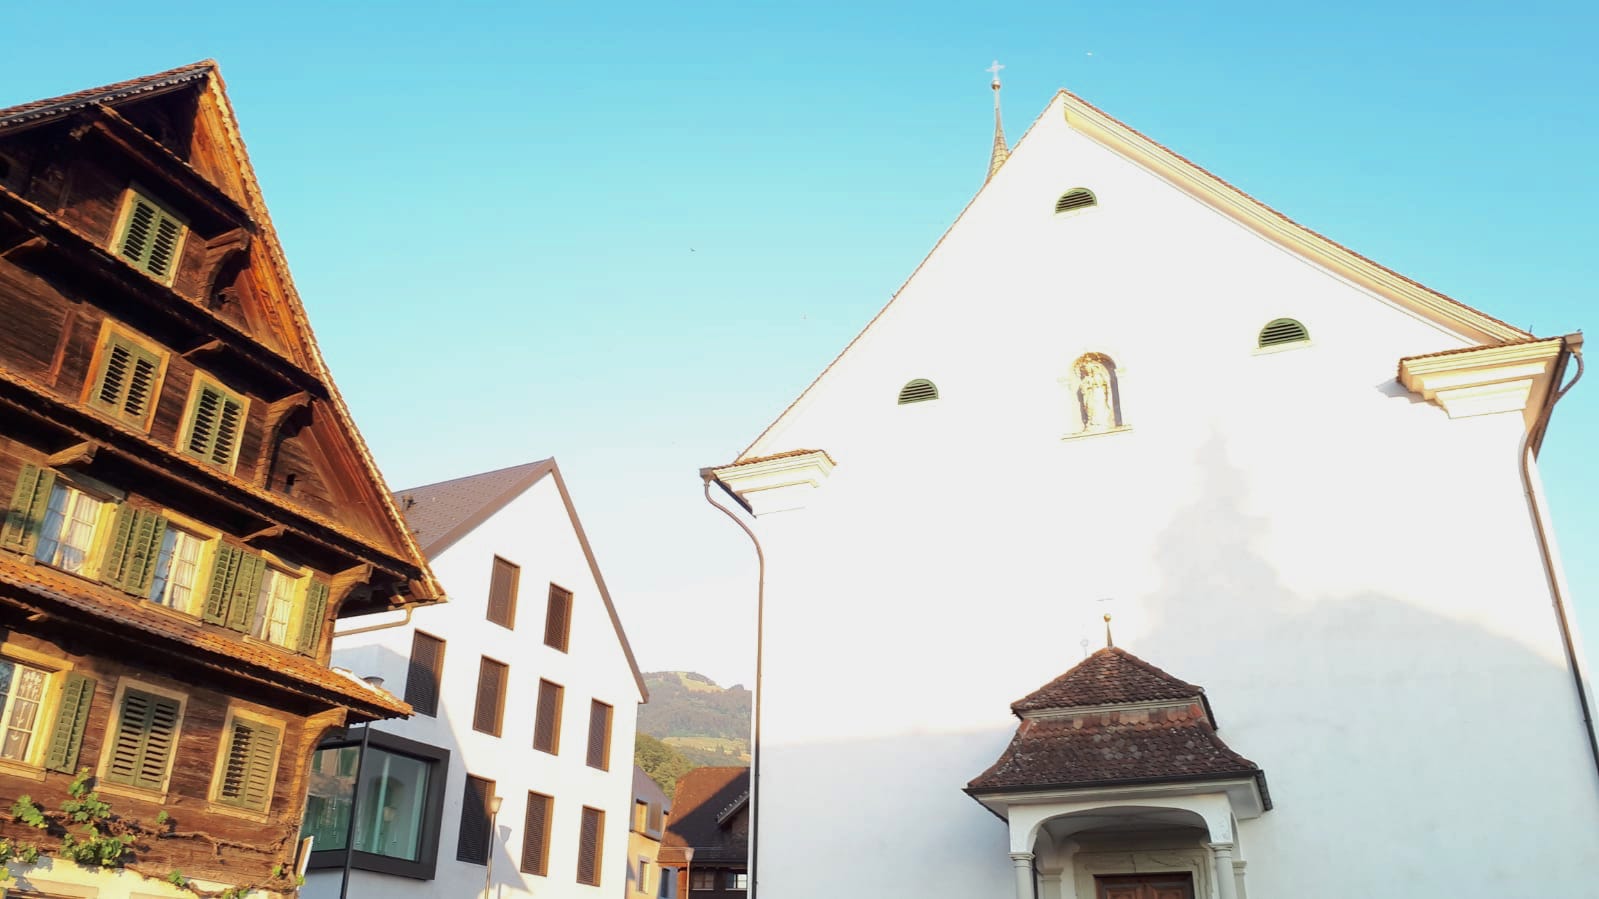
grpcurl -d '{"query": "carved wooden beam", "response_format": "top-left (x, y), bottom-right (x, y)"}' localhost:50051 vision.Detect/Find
top-left (253, 392), bottom-right (312, 487)
top-left (78, 105), bottom-right (251, 227)
top-left (46, 440), bottom-right (99, 468)
top-left (0, 235), bottom-right (47, 259)
top-left (200, 228), bottom-right (252, 304)
top-left (242, 524), bottom-right (287, 545)
top-left (182, 338), bottom-right (225, 360)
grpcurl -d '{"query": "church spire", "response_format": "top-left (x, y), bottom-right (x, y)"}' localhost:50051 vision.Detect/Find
top-left (986, 60), bottom-right (1009, 182)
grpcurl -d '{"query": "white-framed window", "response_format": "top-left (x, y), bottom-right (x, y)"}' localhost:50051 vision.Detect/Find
top-left (35, 482), bottom-right (107, 575)
top-left (0, 658), bottom-right (49, 763)
top-left (254, 567), bottom-right (300, 646)
top-left (149, 526), bottom-right (206, 612)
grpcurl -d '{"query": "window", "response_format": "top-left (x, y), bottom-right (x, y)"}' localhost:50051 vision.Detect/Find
top-left (148, 525), bottom-right (204, 611)
top-left (101, 684), bottom-right (183, 793)
top-left (520, 791), bottom-right (552, 876)
top-left (404, 631), bottom-right (445, 717)
top-left (1054, 188), bottom-right (1097, 215)
top-left (486, 556), bottom-right (520, 629)
top-left (1, 466), bottom-right (56, 555)
top-left (253, 566), bottom-right (300, 646)
top-left (180, 376), bottom-right (248, 472)
top-left (113, 187), bottom-right (187, 283)
top-left (633, 799), bottom-right (649, 833)
top-left (201, 544), bottom-right (267, 632)
top-left (640, 856), bottom-right (652, 893)
top-left (533, 679), bottom-right (563, 754)
top-left (457, 774), bottom-right (494, 865)
top-left (35, 481), bottom-right (107, 575)
top-left (1258, 317), bottom-right (1310, 349)
top-left (691, 869), bottom-right (717, 890)
top-left (0, 659), bottom-right (49, 763)
top-left (544, 584), bottom-right (573, 652)
top-left (213, 712), bottom-right (282, 812)
top-left (577, 806), bottom-right (605, 886)
top-left (897, 378), bottom-right (938, 405)
top-left (587, 700), bottom-right (613, 771)
top-left (302, 730), bottom-right (449, 881)
top-left (87, 326), bottom-right (165, 429)
top-left (725, 872), bottom-right (748, 891)
top-left (473, 658), bottom-right (507, 737)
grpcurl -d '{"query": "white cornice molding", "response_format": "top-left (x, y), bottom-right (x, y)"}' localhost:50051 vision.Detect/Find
top-left (711, 450), bottom-right (835, 516)
top-left (1398, 339), bottom-right (1565, 426)
top-left (972, 777), bottom-right (1267, 824)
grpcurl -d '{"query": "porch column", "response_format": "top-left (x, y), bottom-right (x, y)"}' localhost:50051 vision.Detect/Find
top-left (1010, 851), bottom-right (1036, 899)
top-left (1204, 843), bottom-right (1239, 899)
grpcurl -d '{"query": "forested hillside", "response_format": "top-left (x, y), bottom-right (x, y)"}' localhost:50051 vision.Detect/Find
top-left (635, 671), bottom-right (752, 782)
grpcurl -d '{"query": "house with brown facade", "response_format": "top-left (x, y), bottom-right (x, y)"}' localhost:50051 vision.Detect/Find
top-left (0, 62), bottom-right (440, 897)
top-left (659, 768), bottom-right (749, 899)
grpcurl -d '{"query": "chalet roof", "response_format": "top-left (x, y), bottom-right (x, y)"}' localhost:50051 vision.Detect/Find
top-left (0, 563), bottom-right (409, 720)
top-left (0, 61), bottom-right (213, 131)
top-left (1012, 647), bottom-right (1204, 713)
top-left (660, 767), bottom-right (750, 866)
top-left (393, 459), bottom-right (648, 702)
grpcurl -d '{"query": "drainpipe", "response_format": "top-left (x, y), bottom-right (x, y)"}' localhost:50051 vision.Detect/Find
top-left (1517, 333), bottom-right (1598, 792)
top-left (332, 605), bottom-right (414, 638)
top-left (700, 470), bottom-right (764, 899)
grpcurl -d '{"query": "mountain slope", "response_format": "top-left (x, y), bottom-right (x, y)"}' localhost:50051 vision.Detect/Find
top-left (636, 671), bottom-right (751, 767)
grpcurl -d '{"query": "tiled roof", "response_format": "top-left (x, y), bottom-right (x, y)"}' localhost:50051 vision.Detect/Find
top-left (966, 701), bottom-right (1266, 797)
top-left (0, 559), bottom-right (409, 719)
top-left (0, 61), bottom-right (214, 131)
top-left (1013, 647), bottom-right (1204, 713)
top-left (634, 765), bottom-right (672, 813)
top-left (661, 767), bottom-right (749, 865)
top-left (394, 460), bottom-right (554, 557)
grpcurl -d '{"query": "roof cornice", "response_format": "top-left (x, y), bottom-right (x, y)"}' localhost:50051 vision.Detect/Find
top-left (1398, 337), bottom-right (1566, 427)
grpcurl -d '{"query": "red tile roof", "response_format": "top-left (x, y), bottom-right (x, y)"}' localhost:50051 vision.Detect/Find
top-left (1013, 647), bottom-right (1204, 713)
top-left (660, 767), bottom-right (750, 866)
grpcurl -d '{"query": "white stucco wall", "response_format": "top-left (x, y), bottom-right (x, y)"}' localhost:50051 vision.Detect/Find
top-left (738, 93), bottom-right (1599, 898)
top-left (302, 472), bottom-right (643, 899)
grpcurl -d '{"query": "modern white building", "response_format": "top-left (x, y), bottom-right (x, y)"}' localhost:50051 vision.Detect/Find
top-left (702, 77), bottom-right (1598, 899)
top-left (301, 459), bottom-right (647, 899)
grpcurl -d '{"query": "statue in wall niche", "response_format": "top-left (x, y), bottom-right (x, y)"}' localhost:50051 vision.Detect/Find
top-left (1073, 353), bottom-right (1121, 433)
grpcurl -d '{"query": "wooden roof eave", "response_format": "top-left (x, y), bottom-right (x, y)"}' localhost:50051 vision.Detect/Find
top-left (71, 104), bottom-right (251, 230)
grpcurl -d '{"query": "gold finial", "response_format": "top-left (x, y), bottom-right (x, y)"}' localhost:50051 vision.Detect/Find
top-left (1103, 613), bottom-right (1114, 648)
top-left (986, 60), bottom-right (1009, 182)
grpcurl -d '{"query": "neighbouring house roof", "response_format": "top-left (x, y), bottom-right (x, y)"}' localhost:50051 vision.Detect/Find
top-left (659, 767), bottom-right (750, 867)
top-left (968, 647), bottom-right (1269, 807)
top-left (634, 765), bottom-right (672, 814)
top-left (393, 459), bottom-right (648, 702)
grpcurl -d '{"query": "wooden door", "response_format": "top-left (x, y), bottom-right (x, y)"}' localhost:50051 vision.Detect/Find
top-left (1095, 873), bottom-right (1195, 899)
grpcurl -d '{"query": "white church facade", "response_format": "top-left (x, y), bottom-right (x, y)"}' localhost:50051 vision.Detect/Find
top-left (702, 78), bottom-right (1596, 899)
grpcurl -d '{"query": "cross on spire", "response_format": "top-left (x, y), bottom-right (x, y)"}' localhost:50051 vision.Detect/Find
top-left (985, 60), bottom-right (1009, 182)
top-left (987, 59), bottom-right (1005, 86)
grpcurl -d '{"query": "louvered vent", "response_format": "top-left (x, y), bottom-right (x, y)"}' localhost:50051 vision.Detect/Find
top-left (1258, 318), bottom-right (1310, 348)
top-left (116, 192), bottom-right (186, 282)
top-left (405, 631), bottom-right (445, 717)
top-left (1054, 188), bottom-right (1097, 215)
top-left (897, 379), bottom-right (938, 405)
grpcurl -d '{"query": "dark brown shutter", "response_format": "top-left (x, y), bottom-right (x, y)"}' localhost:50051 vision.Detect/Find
top-left (544, 584), bottom-right (572, 652)
top-left (576, 806), bottom-right (604, 885)
top-left (533, 680), bottom-right (563, 754)
top-left (404, 631), bottom-right (446, 717)
top-left (456, 774), bottom-right (495, 864)
top-left (520, 791), bottom-right (552, 875)
top-left (586, 700), bottom-right (612, 770)
top-left (486, 556), bottom-right (520, 629)
top-left (473, 657), bottom-right (508, 736)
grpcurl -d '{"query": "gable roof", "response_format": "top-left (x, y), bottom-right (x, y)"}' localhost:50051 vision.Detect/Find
top-left (735, 87), bottom-right (1535, 461)
top-left (660, 766), bottom-right (750, 866)
top-left (1013, 646), bottom-right (1204, 713)
top-left (394, 459), bottom-right (648, 702)
top-left (0, 63), bottom-right (444, 604)
top-left (633, 765), bottom-right (672, 813)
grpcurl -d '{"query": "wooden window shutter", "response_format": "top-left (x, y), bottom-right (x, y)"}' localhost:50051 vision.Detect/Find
top-left (217, 718), bottom-right (281, 811)
top-left (404, 631), bottom-right (446, 717)
top-left (104, 507), bottom-right (168, 594)
top-left (2, 465), bottom-right (56, 553)
top-left (44, 672), bottom-right (96, 774)
top-left (586, 700), bottom-right (612, 770)
top-left (90, 336), bottom-right (162, 425)
top-left (202, 543), bottom-right (244, 624)
top-left (116, 192), bottom-right (185, 281)
top-left (544, 585), bottom-right (572, 652)
top-left (456, 774), bottom-right (494, 864)
top-left (576, 806), bottom-right (604, 886)
top-left (105, 688), bottom-right (181, 791)
top-left (223, 552), bottom-right (267, 633)
top-left (473, 657), bottom-right (508, 736)
top-left (533, 680), bottom-right (563, 754)
top-left (486, 556), bottom-right (520, 629)
top-left (296, 579), bottom-right (331, 655)
top-left (520, 791), bottom-right (553, 875)
top-left (185, 384), bottom-right (246, 468)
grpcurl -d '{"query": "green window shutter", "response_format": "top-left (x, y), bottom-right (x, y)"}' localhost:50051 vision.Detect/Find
top-left (91, 342), bottom-right (134, 415)
top-left (145, 215), bottom-right (183, 281)
top-left (90, 339), bottom-right (163, 425)
top-left (218, 719), bottom-right (281, 811)
top-left (116, 194), bottom-right (185, 281)
top-left (297, 579), bottom-right (330, 655)
top-left (102, 505), bottom-right (139, 589)
top-left (225, 552), bottom-right (266, 633)
top-left (2, 465), bottom-right (56, 553)
top-left (125, 511), bottom-right (168, 595)
top-left (186, 385), bottom-right (246, 468)
top-left (203, 544), bottom-right (243, 624)
top-left (44, 673), bottom-right (96, 774)
top-left (105, 688), bottom-right (181, 791)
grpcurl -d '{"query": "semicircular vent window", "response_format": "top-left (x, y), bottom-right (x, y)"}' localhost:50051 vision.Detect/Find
top-left (1258, 318), bottom-right (1310, 348)
top-left (1054, 188), bottom-right (1097, 215)
top-left (898, 379), bottom-right (939, 405)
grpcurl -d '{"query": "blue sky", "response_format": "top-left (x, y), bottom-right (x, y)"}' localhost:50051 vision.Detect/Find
top-left (5, 1), bottom-right (1596, 687)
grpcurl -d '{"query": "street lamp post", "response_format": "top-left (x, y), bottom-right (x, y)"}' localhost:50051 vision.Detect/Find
top-left (484, 795), bottom-right (504, 899)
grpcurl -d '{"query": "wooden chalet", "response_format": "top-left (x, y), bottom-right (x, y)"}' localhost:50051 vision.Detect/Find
top-left (0, 62), bottom-right (441, 898)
